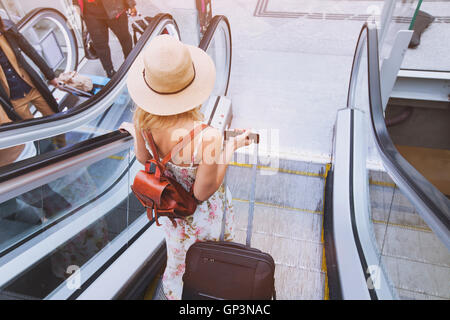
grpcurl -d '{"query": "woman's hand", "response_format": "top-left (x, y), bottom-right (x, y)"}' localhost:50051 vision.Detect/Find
top-left (48, 78), bottom-right (60, 88)
top-left (119, 122), bottom-right (136, 138)
top-left (128, 6), bottom-right (138, 17)
top-left (228, 129), bottom-right (254, 151)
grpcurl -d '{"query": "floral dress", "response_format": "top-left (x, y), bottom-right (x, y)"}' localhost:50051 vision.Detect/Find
top-left (145, 139), bottom-right (236, 300)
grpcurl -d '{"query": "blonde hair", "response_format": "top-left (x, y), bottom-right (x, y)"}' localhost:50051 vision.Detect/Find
top-left (133, 105), bottom-right (205, 130)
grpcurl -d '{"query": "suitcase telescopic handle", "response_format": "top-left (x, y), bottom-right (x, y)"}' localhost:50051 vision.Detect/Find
top-left (221, 130), bottom-right (259, 247)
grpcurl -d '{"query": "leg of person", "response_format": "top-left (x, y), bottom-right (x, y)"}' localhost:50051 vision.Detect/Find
top-left (28, 88), bottom-right (55, 117)
top-left (107, 13), bottom-right (133, 60)
top-left (84, 15), bottom-right (115, 77)
top-left (12, 95), bottom-right (35, 120)
top-left (11, 88), bottom-right (54, 119)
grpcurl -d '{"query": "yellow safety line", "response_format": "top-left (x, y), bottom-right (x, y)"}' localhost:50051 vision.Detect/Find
top-left (230, 162), bottom-right (397, 189)
top-left (372, 219), bottom-right (432, 233)
top-left (320, 163), bottom-right (331, 300)
top-left (369, 179), bottom-right (397, 188)
top-left (232, 198), bottom-right (323, 215)
top-left (229, 162), bottom-right (326, 178)
top-left (108, 155), bottom-right (125, 160)
top-left (232, 160), bottom-right (332, 298)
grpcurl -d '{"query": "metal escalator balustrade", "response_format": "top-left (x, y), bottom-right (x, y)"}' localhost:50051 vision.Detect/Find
top-left (365, 20), bottom-right (450, 300)
top-left (327, 21), bottom-right (449, 300)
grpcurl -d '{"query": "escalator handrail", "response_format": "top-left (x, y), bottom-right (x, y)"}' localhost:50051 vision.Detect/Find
top-left (17, 7), bottom-right (66, 29)
top-left (16, 7), bottom-right (79, 71)
top-left (0, 130), bottom-right (133, 203)
top-left (0, 13), bottom-right (177, 134)
top-left (357, 23), bottom-right (450, 247)
top-left (199, 15), bottom-right (232, 96)
top-left (0, 131), bottom-right (131, 184)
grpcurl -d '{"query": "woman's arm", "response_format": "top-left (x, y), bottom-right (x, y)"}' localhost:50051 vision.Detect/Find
top-left (194, 128), bottom-right (252, 201)
top-left (119, 122), bottom-right (151, 164)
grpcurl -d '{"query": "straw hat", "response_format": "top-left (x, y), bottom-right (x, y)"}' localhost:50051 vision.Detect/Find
top-left (127, 34), bottom-right (216, 116)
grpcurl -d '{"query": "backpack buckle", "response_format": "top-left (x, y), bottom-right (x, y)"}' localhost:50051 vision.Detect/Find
top-left (149, 162), bottom-right (156, 174)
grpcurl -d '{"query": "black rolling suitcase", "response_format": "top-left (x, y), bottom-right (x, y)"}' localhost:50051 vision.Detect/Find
top-left (182, 132), bottom-right (276, 300)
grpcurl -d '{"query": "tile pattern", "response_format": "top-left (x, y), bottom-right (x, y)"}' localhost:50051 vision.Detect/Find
top-left (227, 164), bottom-right (327, 300)
top-left (255, 0), bottom-right (450, 23)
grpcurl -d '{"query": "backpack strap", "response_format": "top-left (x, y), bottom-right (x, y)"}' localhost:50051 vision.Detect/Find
top-left (161, 124), bottom-right (209, 166)
top-left (141, 129), bottom-right (160, 161)
top-left (142, 129), bottom-right (166, 179)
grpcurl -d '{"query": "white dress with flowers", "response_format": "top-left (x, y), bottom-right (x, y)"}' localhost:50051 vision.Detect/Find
top-left (144, 142), bottom-right (235, 300)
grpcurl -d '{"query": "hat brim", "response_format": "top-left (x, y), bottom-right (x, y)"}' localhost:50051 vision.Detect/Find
top-left (127, 44), bottom-right (216, 116)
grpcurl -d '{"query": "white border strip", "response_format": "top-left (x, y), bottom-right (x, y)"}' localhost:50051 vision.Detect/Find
top-left (0, 138), bottom-right (132, 204)
top-left (46, 214), bottom-right (149, 300)
top-left (332, 109), bottom-right (371, 300)
top-left (77, 223), bottom-right (165, 300)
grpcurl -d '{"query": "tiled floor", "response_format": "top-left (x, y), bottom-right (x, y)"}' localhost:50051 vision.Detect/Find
top-left (226, 162), bottom-right (327, 300)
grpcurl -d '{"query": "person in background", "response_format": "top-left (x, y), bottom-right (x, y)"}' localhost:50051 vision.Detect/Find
top-left (0, 17), bottom-right (60, 123)
top-left (0, 107), bottom-right (34, 167)
top-left (74, 0), bottom-right (137, 78)
top-left (0, 16), bottom-right (65, 152)
top-left (0, 18), bottom-right (70, 224)
top-left (196, 0), bottom-right (213, 39)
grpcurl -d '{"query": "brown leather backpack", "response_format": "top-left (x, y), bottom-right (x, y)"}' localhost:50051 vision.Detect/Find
top-left (131, 124), bottom-right (208, 227)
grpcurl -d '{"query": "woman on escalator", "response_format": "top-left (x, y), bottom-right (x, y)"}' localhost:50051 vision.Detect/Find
top-left (119, 35), bottom-right (253, 300)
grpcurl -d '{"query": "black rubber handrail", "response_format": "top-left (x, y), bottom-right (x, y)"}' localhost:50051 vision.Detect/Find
top-left (364, 23), bottom-right (450, 247)
top-left (0, 13), bottom-right (176, 133)
top-left (199, 15), bottom-right (232, 96)
top-left (0, 131), bottom-right (132, 183)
